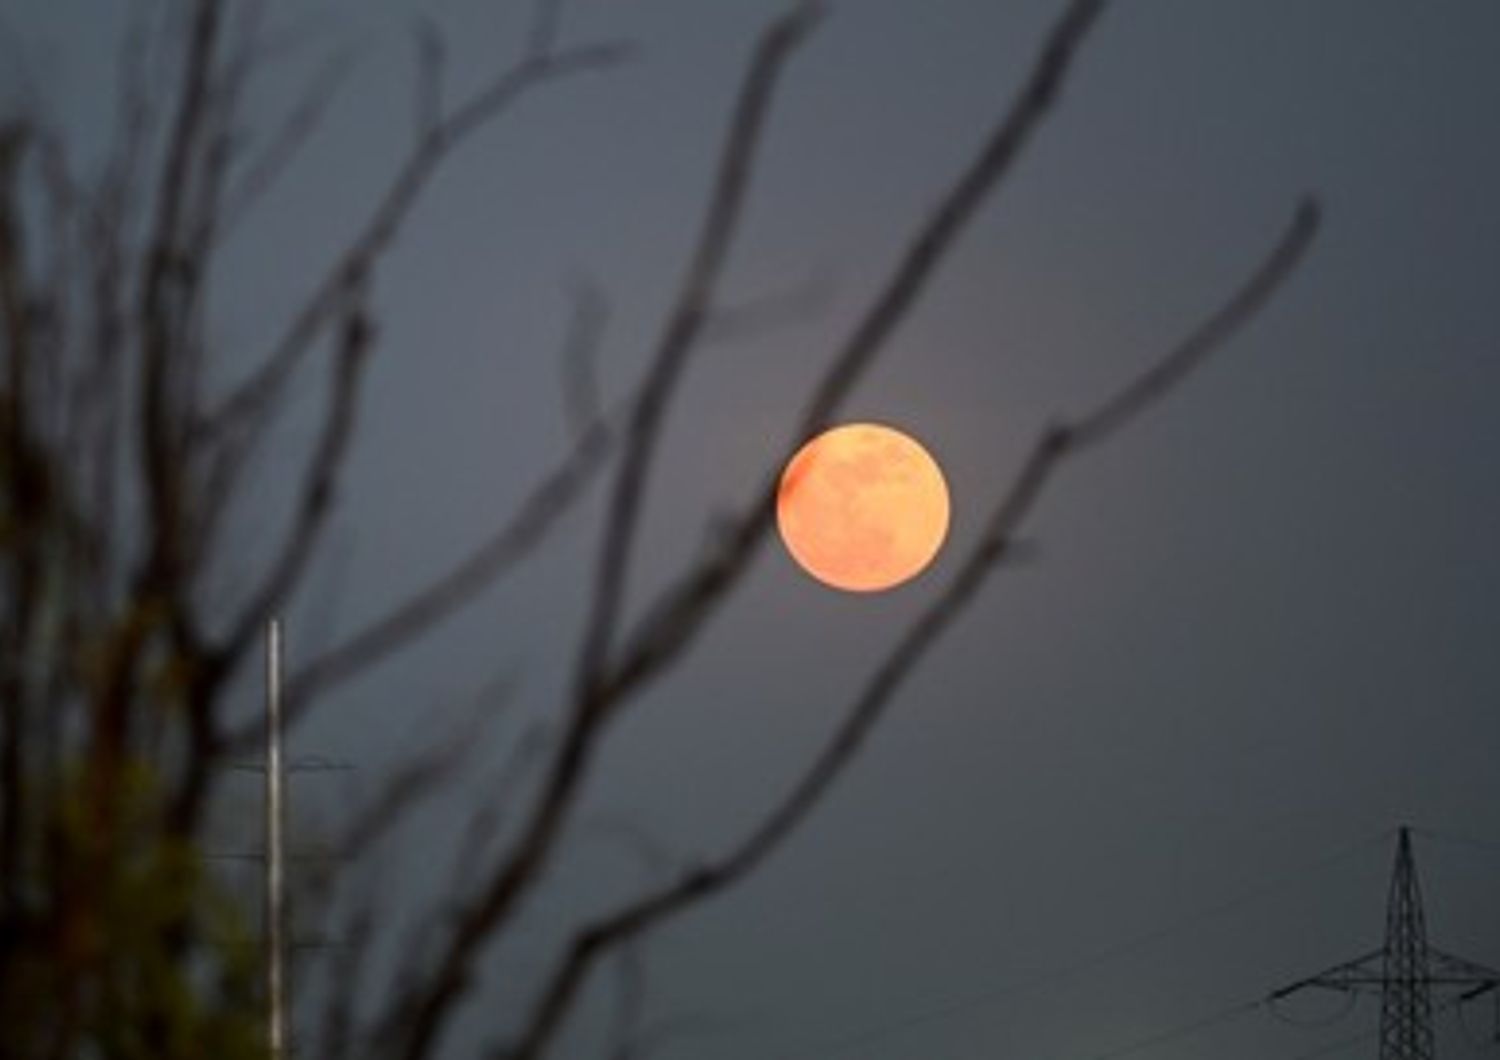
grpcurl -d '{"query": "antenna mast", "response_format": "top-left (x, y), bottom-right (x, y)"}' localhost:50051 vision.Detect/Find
top-left (266, 619), bottom-right (287, 1059)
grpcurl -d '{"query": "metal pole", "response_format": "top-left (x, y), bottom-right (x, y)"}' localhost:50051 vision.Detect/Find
top-left (265, 619), bottom-right (287, 1058)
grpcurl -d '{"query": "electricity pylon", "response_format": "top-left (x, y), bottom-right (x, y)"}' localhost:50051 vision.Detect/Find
top-left (1271, 826), bottom-right (1500, 1060)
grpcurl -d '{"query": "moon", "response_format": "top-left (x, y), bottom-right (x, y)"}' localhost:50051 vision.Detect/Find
top-left (776, 422), bottom-right (951, 592)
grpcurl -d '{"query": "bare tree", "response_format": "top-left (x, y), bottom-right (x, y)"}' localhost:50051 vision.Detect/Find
top-left (0, 1), bottom-right (1319, 1057)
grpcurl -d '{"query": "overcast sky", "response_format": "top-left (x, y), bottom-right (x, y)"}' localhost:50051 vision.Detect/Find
top-left (8, 1), bottom-right (1500, 1057)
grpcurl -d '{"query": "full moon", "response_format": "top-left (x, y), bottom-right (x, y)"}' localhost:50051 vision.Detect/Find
top-left (776, 422), bottom-right (950, 592)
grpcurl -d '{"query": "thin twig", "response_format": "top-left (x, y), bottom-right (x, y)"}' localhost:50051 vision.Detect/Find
top-left (333, 672), bottom-right (514, 866)
top-left (378, 10), bottom-right (821, 1056)
top-left (571, 1), bottom-right (823, 703)
top-left (444, 721), bottom-right (554, 893)
top-left (411, 18), bottom-right (445, 146)
top-left (599, 0), bottom-right (1109, 712)
top-left (218, 47), bottom-right (357, 240)
top-left (136, 0), bottom-right (224, 605)
top-left (217, 289), bottom-right (373, 663)
top-left (320, 886), bottom-right (380, 1060)
top-left (525, 0), bottom-right (566, 63)
top-left (559, 274), bottom-right (608, 439)
top-left (218, 408), bottom-right (611, 756)
top-left (493, 196), bottom-right (1320, 1060)
top-left (700, 271), bottom-right (833, 344)
top-left (201, 40), bottom-right (630, 452)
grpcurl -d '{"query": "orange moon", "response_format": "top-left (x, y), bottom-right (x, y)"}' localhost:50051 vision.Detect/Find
top-left (776, 422), bottom-right (950, 592)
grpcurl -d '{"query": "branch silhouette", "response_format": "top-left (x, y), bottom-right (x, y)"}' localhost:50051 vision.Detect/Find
top-left (493, 196), bottom-right (1319, 1060)
top-left (600, 0), bottom-right (1109, 712)
top-left (0, 0), bottom-right (1331, 1054)
top-left (380, 7), bottom-right (825, 1054)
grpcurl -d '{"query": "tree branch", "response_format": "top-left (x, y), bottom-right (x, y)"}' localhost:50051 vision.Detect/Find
top-left (378, 8), bottom-right (822, 1055)
top-left (411, 18), bottom-right (446, 147)
top-left (494, 196), bottom-right (1320, 1060)
top-left (600, 0), bottom-right (1109, 712)
top-left (319, 885), bottom-right (380, 1060)
top-left (333, 672), bottom-right (514, 866)
top-left (217, 288), bottom-right (373, 665)
top-left (217, 403), bottom-right (611, 757)
top-left (559, 275), bottom-right (608, 440)
top-left (137, 0), bottom-right (224, 600)
top-left (200, 39), bottom-right (631, 457)
top-left (218, 47), bottom-right (357, 241)
top-left (571, 1), bottom-right (823, 702)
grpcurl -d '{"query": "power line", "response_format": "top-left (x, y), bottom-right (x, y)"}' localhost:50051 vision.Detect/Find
top-left (773, 826), bottom-right (1393, 1058)
top-left (1284, 991), bottom-right (1480, 1060)
top-left (1268, 988), bottom-right (1360, 1029)
top-left (1073, 998), bottom-right (1264, 1060)
top-left (1413, 827), bottom-right (1500, 857)
top-left (1287, 1026), bottom-right (1378, 1060)
top-left (1072, 982), bottom-right (1486, 1060)
top-left (1059, 949), bottom-right (1485, 1060)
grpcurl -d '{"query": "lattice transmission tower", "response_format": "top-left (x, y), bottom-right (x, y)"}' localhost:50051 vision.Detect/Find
top-left (1271, 826), bottom-right (1499, 1060)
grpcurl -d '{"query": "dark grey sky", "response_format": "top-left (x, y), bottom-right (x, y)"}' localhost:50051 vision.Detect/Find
top-left (8, 1), bottom-right (1500, 1057)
